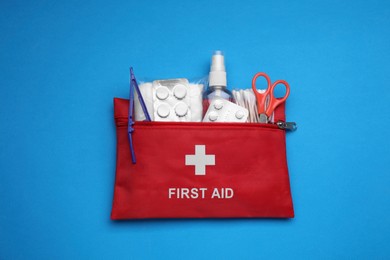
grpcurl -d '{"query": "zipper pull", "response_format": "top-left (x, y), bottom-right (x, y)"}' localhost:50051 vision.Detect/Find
top-left (276, 121), bottom-right (297, 131)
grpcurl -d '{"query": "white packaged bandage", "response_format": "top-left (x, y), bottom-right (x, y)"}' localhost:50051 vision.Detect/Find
top-left (188, 83), bottom-right (203, 122)
top-left (134, 79), bottom-right (204, 122)
top-left (203, 98), bottom-right (249, 123)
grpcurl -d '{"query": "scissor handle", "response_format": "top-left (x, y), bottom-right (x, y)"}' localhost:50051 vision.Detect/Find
top-left (251, 72), bottom-right (272, 114)
top-left (265, 79), bottom-right (290, 116)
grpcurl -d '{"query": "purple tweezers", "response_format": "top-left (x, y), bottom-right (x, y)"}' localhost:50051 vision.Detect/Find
top-left (128, 67), bottom-right (151, 164)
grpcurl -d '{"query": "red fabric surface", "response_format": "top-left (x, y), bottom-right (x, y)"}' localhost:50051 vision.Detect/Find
top-left (111, 98), bottom-right (294, 219)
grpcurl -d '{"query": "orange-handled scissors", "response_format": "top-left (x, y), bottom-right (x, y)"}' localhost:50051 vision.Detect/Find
top-left (251, 72), bottom-right (290, 123)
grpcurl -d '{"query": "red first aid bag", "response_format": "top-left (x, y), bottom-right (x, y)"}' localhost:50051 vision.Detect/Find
top-left (111, 98), bottom-right (294, 219)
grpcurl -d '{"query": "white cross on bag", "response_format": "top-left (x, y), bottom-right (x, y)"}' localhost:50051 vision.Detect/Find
top-left (185, 145), bottom-right (215, 175)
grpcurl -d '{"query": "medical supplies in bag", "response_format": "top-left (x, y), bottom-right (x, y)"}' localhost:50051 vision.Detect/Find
top-left (203, 51), bottom-right (234, 111)
top-left (232, 89), bottom-right (261, 123)
top-left (111, 51), bottom-right (296, 219)
top-left (203, 98), bottom-right (249, 122)
top-left (134, 79), bottom-right (204, 122)
top-left (111, 98), bottom-right (294, 219)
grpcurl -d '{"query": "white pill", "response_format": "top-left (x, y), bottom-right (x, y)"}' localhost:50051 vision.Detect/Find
top-left (173, 84), bottom-right (187, 99)
top-left (156, 87), bottom-right (169, 100)
top-left (209, 111), bottom-right (218, 121)
top-left (214, 100), bottom-right (224, 110)
top-left (235, 110), bottom-right (245, 119)
top-left (157, 104), bottom-right (170, 118)
top-left (175, 102), bottom-right (188, 117)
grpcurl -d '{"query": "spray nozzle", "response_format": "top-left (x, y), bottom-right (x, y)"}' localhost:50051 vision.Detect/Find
top-left (209, 50), bottom-right (227, 88)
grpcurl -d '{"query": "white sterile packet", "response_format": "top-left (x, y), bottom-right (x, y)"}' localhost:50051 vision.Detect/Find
top-left (188, 83), bottom-right (203, 122)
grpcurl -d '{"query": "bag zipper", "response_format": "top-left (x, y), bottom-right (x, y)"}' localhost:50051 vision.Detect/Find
top-left (116, 118), bottom-right (296, 164)
top-left (117, 118), bottom-right (297, 131)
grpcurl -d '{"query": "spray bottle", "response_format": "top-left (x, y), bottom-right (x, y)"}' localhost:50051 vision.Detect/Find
top-left (203, 51), bottom-right (233, 112)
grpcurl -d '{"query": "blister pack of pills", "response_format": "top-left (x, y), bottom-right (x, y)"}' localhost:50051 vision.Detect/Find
top-left (152, 79), bottom-right (191, 122)
top-left (134, 79), bottom-right (204, 122)
top-left (203, 98), bottom-right (249, 122)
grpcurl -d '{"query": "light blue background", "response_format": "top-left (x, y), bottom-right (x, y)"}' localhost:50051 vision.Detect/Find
top-left (1, 0), bottom-right (389, 259)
